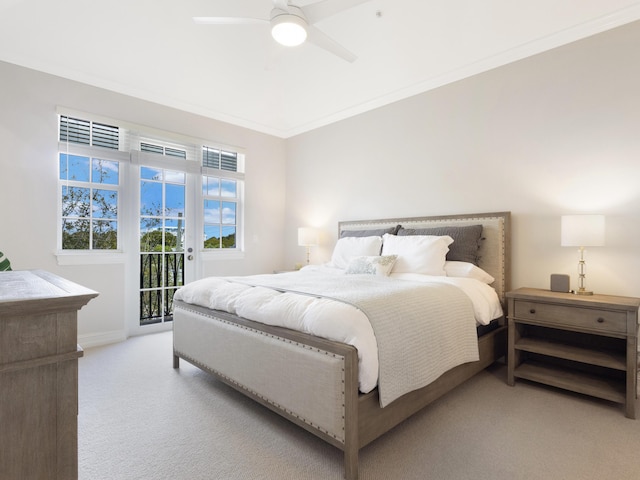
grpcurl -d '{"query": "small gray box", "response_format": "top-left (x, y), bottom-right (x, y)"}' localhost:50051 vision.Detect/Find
top-left (550, 274), bottom-right (570, 293)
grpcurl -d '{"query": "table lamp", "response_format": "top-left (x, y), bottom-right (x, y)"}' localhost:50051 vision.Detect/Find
top-left (298, 227), bottom-right (319, 265)
top-left (561, 215), bottom-right (605, 295)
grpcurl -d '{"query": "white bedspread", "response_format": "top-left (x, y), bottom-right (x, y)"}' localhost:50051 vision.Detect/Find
top-left (173, 266), bottom-right (503, 398)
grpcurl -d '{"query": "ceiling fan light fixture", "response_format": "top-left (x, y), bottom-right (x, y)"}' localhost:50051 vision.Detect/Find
top-left (271, 13), bottom-right (307, 47)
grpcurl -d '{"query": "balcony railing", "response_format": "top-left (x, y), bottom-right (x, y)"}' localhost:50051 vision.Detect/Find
top-left (140, 252), bottom-right (184, 325)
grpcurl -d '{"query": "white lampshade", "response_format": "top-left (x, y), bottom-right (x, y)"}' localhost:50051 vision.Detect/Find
top-left (271, 14), bottom-right (307, 46)
top-left (298, 227), bottom-right (318, 247)
top-left (561, 215), bottom-right (605, 247)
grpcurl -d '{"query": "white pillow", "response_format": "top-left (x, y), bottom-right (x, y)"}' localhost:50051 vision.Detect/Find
top-left (330, 236), bottom-right (383, 269)
top-left (345, 255), bottom-right (398, 276)
top-left (381, 233), bottom-right (453, 276)
top-left (444, 261), bottom-right (495, 284)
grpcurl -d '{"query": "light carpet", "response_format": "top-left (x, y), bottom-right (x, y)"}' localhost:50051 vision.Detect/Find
top-left (79, 331), bottom-right (640, 479)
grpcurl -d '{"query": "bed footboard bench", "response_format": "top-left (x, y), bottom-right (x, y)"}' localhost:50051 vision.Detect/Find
top-left (173, 302), bottom-right (361, 479)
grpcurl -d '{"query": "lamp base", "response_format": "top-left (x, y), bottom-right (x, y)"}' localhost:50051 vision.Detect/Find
top-left (575, 288), bottom-right (594, 296)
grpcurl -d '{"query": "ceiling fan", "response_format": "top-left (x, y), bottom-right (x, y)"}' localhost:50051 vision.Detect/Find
top-left (193, 0), bottom-right (372, 63)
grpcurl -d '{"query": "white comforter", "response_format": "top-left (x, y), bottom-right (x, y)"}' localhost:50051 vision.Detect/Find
top-left (173, 265), bottom-right (503, 394)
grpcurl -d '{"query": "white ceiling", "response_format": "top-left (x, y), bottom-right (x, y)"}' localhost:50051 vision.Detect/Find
top-left (2, 0), bottom-right (640, 138)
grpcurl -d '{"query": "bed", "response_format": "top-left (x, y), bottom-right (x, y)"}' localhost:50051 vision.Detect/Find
top-left (172, 211), bottom-right (510, 479)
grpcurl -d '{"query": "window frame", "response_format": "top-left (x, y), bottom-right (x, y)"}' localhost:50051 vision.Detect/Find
top-left (201, 168), bottom-right (243, 252)
top-left (55, 109), bottom-right (247, 265)
top-left (56, 142), bottom-right (130, 264)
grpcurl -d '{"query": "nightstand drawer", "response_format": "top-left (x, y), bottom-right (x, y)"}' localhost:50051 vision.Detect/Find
top-left (513, 300), bottom-right (626, 334)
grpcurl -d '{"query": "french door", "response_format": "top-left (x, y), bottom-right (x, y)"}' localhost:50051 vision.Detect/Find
top-left (129, 154), bottom-right (198, 334)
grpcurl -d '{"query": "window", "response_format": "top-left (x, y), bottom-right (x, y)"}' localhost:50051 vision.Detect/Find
top-left (202, 146), bottom-right (241, 249)
top-left (140, 142), bottom-right (187, 159)
top-left (58, 115), bottom-right (122, 251)
top-left (57, 113), bottom-right (245, 255)
top-left (59, 154), bottom-right (120, 250)
top-left (203, 146), bottom-right (238, 171)
top-left (60, 116), bottom-right (119, 150)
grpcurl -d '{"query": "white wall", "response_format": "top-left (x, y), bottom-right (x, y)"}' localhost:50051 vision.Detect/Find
top-left (3, 20), bottom-right (640, 348)
top-left (284, 21), bottom-right (640, 299)
top-left (0, 61), bottom-right (286, 345)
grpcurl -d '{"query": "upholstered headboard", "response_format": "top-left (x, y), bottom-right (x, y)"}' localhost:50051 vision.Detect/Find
top-left (338, 212), bottom-right (511, 306)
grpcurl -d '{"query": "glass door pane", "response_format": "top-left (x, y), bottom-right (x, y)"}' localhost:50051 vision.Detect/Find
top-left (139, 167), bottom-right (186, 326)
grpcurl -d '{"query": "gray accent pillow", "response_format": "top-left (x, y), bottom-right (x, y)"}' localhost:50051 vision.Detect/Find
top-left (397, 224), bottom-right (483, 265)
top-left (340, 224), bottom-right (400, 238)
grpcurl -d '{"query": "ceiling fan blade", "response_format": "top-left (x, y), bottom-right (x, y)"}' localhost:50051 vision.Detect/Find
top-left (306, 25), bottom-right (357, 63)
top-left (193, 17), bottom-right (267, 25)
top-left (273, 0), bottom-right (289, 11)
top-left (302, 0), bottom-right (371, 24)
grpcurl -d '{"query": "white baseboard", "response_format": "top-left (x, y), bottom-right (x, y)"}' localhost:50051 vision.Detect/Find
top-left (78, 329), bottom-right (127, 349)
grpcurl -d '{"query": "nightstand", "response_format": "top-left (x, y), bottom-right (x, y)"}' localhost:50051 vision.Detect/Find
top-left (507, 287), bottom-right (640, 418)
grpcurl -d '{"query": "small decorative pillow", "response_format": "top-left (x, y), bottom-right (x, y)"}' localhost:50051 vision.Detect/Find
top-left (330, 236), bottom-right (383, 269)
top-left (345, 255), bottom-right (398, 276)
top-left (444, 261), bottom-right (494, 284)
top-left (382, 233), bottom-right (453, 276)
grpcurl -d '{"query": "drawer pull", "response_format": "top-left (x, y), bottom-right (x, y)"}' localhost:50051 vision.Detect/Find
top-left (529, 308), bottom-right (536, 314)
top-left (597, 317), bottom-right (605, 323)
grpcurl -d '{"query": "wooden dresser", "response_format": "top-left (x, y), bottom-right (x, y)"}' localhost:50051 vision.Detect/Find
top-left (0, 270), bottom-right (98, 479)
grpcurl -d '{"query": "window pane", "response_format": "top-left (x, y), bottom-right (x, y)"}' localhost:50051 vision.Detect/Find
top-left (141, 143), bottom-right (164, 155)
top-left (164, 219), bottom-right (184, 252)
top-left (140, 254), bottom-right (162, 289)
top-left (221, 226), bottom-right (236, 248)
top-left (165, 288), bottom-right (178, 316)
top-left (59, 154), bottom-right (90, 182)
top-left (59, 154), bottom-right (69, 180)
top-left (91, 122), bottom-right (119, 150)
top-left (144, 256), bottom-right (162, 289)
top-left (165, 255), bottom-right (184, 288)
top-left (140, 218), bottom-right (163, 252)
top-left (203, 147), bottom-right (238, 172)
top-left (222, 201), bottom-right (236, 225)
top-left (165, 148), bottom-right (186, 159)
top-left (221, 151), bottom-right (237, 172)
top-left (93, 189), bottom-right (118, 219)
top-left (140, 181), bottom-right (163, 216)
top-left (165, 170), bottom-right (185, 184)
top-left (92, 158), bottom-right (119, 185)
top-left (204, 225), bottom-right (220, 249)
top-left (141, 166), bottom-right (162, 180)
top-left (62, 219), bottom-right (90, 249)
top-left (204, 200), bottom-right (220, 224)
top-left (203, 176), bottom-right (219, 196)
top-left (62, 186), bottom-right (90, 217)
top-left (93, 220), bottom-right (118, 249)
top-left (221, 179), bottom-right (236, 197)
top-left (60, 116), bottom-right (90, 145)
top-left (140, 289), bottom-right (161, 323)
top-left (203, 147), bottom-right (220, 169)
top-left (165, 183), bottom-right (185, 217)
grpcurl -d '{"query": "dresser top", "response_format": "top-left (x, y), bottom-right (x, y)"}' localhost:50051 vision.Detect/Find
top-left (0, 270), bottom-right (98, 314)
